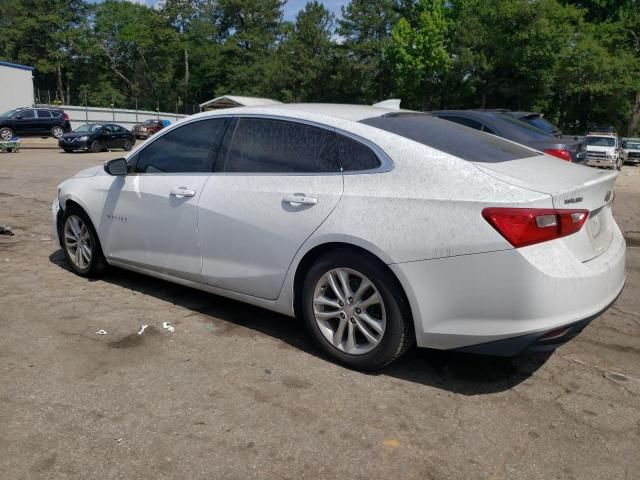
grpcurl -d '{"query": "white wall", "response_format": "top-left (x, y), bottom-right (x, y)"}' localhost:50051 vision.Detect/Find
top-left (61, 105), bottom-right (188, 130)
top-left (0, 65), bottom-right (34, 112)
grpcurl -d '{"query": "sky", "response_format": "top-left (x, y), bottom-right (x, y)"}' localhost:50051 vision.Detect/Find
top-left (120, 0), bottom-right (348, 21)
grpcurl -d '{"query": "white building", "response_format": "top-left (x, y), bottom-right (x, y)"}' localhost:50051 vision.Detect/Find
top-left (199, 95), bottom-right (281, 111)
top-left (0, 61), bottom-right (35, 113)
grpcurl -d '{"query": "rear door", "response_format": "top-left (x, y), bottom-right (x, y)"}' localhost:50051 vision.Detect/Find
top-left (35, 109), bottom-right (52, 133)
top-left (198, 116), bottom-right (344, 300)
top-left (101, 118), bottom-right (229, 280)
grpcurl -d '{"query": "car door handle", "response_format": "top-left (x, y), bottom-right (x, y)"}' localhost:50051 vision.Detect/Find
top-left (170, 187), bottom-right (196, 198)
top-left (282, 194), bottom-right (318, 206)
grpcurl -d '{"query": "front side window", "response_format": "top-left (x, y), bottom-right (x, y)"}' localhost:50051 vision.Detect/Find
top-left (223, 118), bottom-right (340, 173)
top-left (17, 109), bottom-right (35, 119)
top-left (134, 118), bottom-right (229, 174)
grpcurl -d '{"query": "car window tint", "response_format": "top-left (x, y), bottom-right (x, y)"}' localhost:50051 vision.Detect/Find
top-left (36, 109), bottom-right (52, 118)
top-left (360, 113), bottom-right (540, 163)
top-left (441, 116), bottom-right (483, 131)
top-left (135, 118), bottom-right (229, 174)
top-left (51, 110), bottom-right (63, 117)
top-left (337, 134), bottom-right (381, 171)
top-left (18, 110), bottom-right (35, 118)
top-left (224, 118), bottom-right (340, 173)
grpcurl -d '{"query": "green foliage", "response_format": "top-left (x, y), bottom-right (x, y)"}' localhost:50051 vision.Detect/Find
top-left (0, 0), bottom-right (638, 133)
top-left (386, 0), bottom-right (450, 109)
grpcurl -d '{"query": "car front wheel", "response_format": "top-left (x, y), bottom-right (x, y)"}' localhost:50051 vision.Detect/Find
top-left (61, 207), bottom-right (106, 277)
top-left (0, 127), bottom-right (14, 140)
top-left (302, 250), bottom-right (414, 371)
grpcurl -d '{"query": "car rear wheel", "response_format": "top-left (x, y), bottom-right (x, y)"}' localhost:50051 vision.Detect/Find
top-left (61, 207), bottom-right (106, 278)
top-left (123, 140), bottom-right (133, 151)
top-left (0, 127), bottom-right (14, 141)
top-left (51, 126), bottom-right (64, 139)
top-left (302, 250), bottom-right (414, 371)
top-left (90, 140), bottom-right (101, 153)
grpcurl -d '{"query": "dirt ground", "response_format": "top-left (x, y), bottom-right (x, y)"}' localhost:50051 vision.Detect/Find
top-left (1, 148), bottom-right (638, 480)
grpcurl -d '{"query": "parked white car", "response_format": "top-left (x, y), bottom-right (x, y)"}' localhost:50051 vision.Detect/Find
top-left (621, 137), bottom-right (640, 165)
top-left (52, 104), bottom-right (626, 370)
top-left (585, 133), bottom-right (621, 169)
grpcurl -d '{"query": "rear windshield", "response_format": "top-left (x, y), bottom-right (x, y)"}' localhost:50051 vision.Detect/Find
top-left (521, 115), bottom-right (559, 135)
top-left (360, 113), bottom-right (540, 163)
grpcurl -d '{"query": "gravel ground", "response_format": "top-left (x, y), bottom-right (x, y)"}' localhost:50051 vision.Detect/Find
top-left (0, 149), bottom-right (638, 480)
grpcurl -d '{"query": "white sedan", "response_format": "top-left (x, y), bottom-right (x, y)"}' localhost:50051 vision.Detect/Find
top-left (52, 104), bottom-right (626, 370)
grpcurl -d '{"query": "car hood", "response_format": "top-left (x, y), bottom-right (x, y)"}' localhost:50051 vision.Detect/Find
top-left (62, 132), bottom-right (93, 140)
top-left (72, 166), bottom-right (102, 178)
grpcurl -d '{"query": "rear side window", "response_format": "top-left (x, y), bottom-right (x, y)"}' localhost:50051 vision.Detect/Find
top-left (223, 118), bottom-right (340, 173)
top-left (337, 134), bottom-right (381, 171)
top-left (360, 113), bottom-right (539, 163)
top-left (135, 118), bottom-right (229, 173)
top-left (36, 109), bottom-right (52, 118)
top-left (442, 116), bottom-right (483, 131)
top-left (51, 110), bottom-right (63, 117)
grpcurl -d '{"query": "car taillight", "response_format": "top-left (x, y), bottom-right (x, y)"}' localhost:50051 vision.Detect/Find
top-left (63, 113), bottom-right (69, 121)
top-left (543, 149), bottom-right (572, 162)
top-left (482, 208), bottom-right (589, 248)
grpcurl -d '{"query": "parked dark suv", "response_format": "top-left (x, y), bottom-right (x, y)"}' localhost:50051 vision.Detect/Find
top-left (0, 107), bottom-right (71, 140)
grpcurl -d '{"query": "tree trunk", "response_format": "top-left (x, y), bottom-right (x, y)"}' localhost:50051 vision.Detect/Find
top-left (629, 91), bottom-right (640, 136)
top-left (184, 48), bottom-right (189, 111)
top-left (56, 64), bottom-right (64, 104)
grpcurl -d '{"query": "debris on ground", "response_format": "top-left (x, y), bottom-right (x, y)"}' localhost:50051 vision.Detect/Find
top-left (205, 323), bottom-right (214, 333)
top-left (161, 322), bottom-right (175, 333)
top-left (96, 330), bottom-right (107, 335)
top-left (137, 325), bottom-right (149, 335)
top-left (0, 225), bottom-right (15, 236)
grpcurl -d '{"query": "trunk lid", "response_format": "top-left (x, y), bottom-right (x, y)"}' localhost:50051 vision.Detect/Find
top-left (475, 155), bottom-right (618, 261)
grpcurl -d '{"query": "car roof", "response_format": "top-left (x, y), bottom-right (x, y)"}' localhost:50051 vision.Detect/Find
top-left (203, 103), bottom-right (405, 122)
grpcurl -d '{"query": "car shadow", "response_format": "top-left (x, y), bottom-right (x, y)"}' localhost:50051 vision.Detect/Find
top-left (49, 250), bottom-right (551, 395)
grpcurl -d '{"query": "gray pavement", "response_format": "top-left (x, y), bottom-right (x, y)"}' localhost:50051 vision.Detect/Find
top-left (0, 149), bottom-right (638, 479)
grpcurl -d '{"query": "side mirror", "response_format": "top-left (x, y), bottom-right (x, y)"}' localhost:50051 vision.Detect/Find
top-left (15, 114), bottom-right (23, 119)
top-left (104, 158), bottom-right (128, 176)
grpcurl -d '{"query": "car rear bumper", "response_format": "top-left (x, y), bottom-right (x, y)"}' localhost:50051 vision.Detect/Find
top-left (390, 222), bottom-right (626, 355)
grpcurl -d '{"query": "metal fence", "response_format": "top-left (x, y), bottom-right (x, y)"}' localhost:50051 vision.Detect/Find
top-left (54, 105), bottom-right (189, 130)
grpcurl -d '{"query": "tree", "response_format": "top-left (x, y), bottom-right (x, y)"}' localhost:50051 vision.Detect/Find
top-left (334, 0), bottom-right (398, 103)
top-left (268, 1), bottom-right (335, 102)
top-left (214, 0), bottom-right (285, 96)
top-left (386, 0), bottom-right (450, 109)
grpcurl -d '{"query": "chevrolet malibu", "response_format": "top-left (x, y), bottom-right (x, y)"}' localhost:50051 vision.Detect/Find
top-left (52, 104), bottom-right (626, 370)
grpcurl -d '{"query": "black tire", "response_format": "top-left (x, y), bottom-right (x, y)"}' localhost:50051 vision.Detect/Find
top-left (61, 205), bottom-right (107, 278)
top-left (123, 140), bottom-right (133, 151)
top-left (0, 126), bottom-right (14, 141)
top-left (90, 140), bottom-right (101, 153)
top-left (51, 125), bottom-right (65, 139)
top-left (63, 148), bottom-right (73, 153)
top-left (301, 249), bottom-right (414, 371)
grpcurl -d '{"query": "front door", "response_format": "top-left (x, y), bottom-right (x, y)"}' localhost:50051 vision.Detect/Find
top-left (100, 118), bottom-right (230, 281)
top-left (198, 117), bottom-right (344, 300)
top-left (14, 109), bottom-right (38, 135)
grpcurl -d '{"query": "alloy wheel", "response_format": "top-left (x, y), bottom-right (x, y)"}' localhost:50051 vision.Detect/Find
top-left (64, 215), bottom-right (92, 270)
top-left (52, 126), bottom-right (64, 138)
top-left (312, 268), bottom-right (386, 355)
top-left (0, 128), bottom-right (13, 141)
